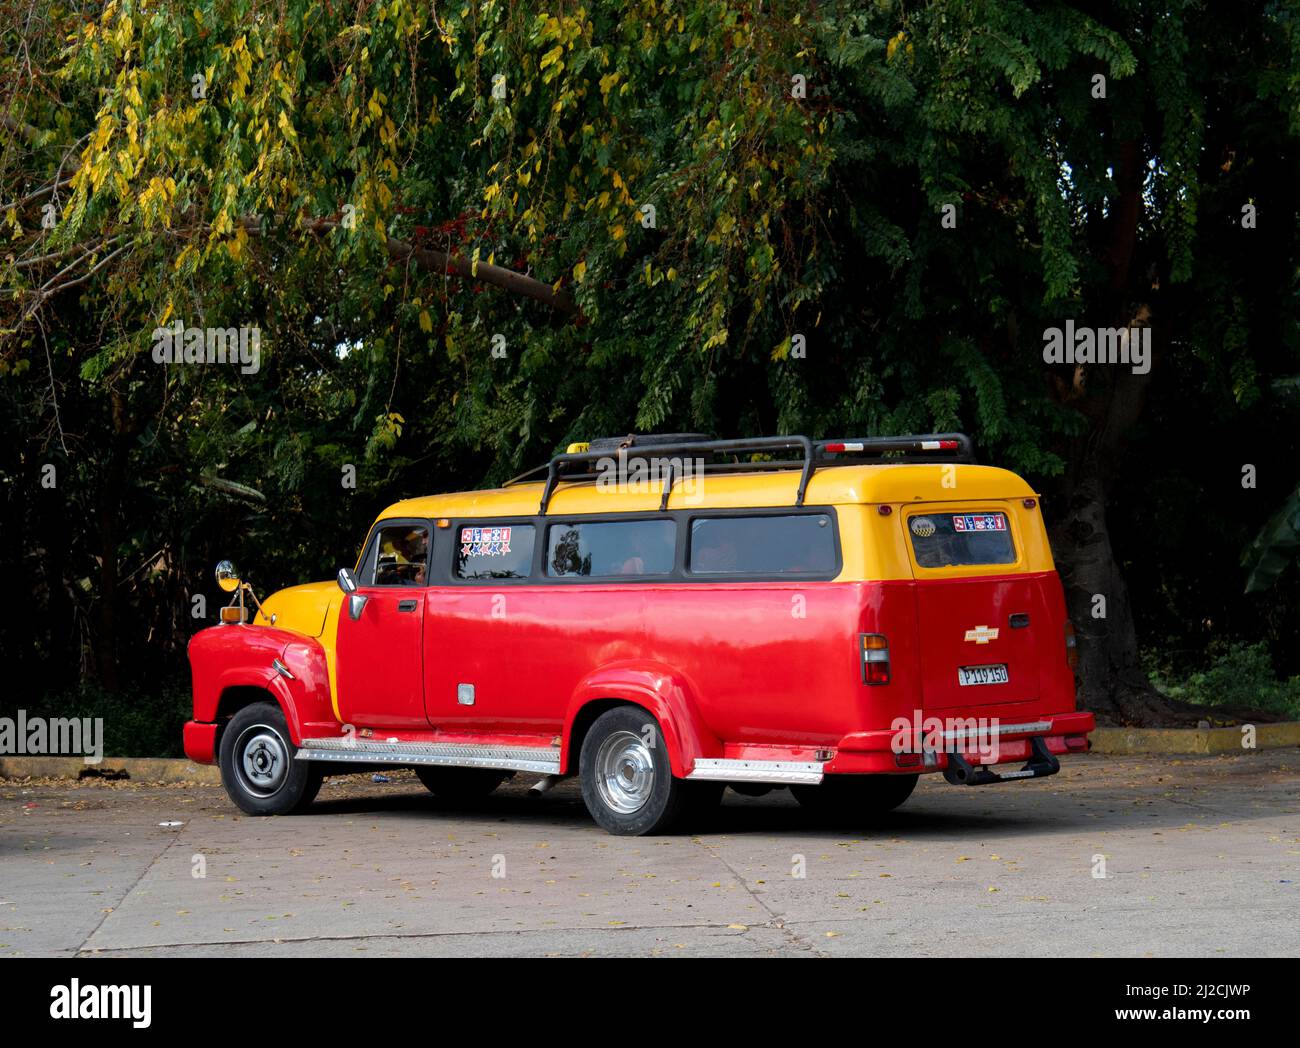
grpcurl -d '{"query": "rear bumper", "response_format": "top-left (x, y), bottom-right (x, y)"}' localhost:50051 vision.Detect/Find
top-left (825, 710), bottom-right (1094, 776)
top-left (183, 720), bottom-right (220, 765)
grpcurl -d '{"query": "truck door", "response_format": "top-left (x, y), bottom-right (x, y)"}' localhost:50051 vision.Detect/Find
top-left (903, 506), bottom-right (1045, 711)
top-left (335, 519), bottom-right (429, 729)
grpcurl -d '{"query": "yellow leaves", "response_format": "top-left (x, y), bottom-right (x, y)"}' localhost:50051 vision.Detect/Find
top-left (540, 45), bottom-right (564, 70)
top-left (277, 110), bottom-right (297, 144)
top-left (419, 310), bottom-right (432, 333)
top-left (572, 259), bottom-right (587, 283)
top-left (228, 36), bottom-right (253, 99)
top-left (599, 71), bottom-right (621, 98)
top-left (113, 12), bottom-right (134, 51)
top-left (666, 267), bottom-right (677, 282)
top-left (610, 223), bottom-right (625, 240)
top-left (887, 31), bottom-right (914, 63)
top-left (701, 328), bottom-right (728, 352)
top-left (483, 181), bottom-right (501, 204)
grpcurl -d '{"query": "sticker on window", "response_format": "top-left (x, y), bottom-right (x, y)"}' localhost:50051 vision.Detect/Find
top-left (909, 516), bottom-right (937, 538)
top-left (952, 513), bottom-right (1007, 533)
top-left (460, 526), bottom-right (514, 557)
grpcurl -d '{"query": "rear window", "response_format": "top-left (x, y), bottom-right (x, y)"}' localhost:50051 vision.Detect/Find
top-left (688, 514), bottom-right (836, 575)
top-left (547, 519), bottom-right (676, 577)
top-left (455, 523), bottom-right (535, 579)
top-left (907, 511), bottom-right (1016, 568)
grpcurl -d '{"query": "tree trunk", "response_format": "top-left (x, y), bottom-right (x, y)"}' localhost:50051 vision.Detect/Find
top-left (1047, 137), bottom-right (1189, 725)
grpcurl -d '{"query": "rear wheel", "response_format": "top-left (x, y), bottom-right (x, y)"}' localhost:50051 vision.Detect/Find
top-left (414, 766), bottom-right (509, 799)
top-left (791, 773), bottom-right (918, 814)
top-left (579, 707), bottom-right (685, 835)
top-left (219, 701), bottom-right (322, 815)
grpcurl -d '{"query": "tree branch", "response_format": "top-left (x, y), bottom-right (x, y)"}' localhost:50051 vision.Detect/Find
top-left (239, 214), bottom-right (577, 317)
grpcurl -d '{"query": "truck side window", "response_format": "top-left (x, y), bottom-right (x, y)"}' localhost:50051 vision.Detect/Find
top-left (688, 514), bottom-right (835, 575)
top-left (372, 525), bottom-right (430, 587)
top-left (546, 519), bottom-right (676, 577)
top-left (455, 523), bottom-right (536, 580)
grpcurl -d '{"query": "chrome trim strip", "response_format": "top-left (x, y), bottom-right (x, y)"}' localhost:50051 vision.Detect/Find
top-left (295, 736), bottom-right (560, 774)
top-left (937, 720), bottom-right (1052, 743)
top-left (686, 757), bottom-right (824, 785)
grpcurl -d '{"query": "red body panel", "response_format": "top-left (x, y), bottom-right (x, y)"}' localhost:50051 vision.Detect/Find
top-left (190, 554), bottom-right (1092, 776)
top-left (336, 588), bottom-right (425, 729)
top-left (186, 623), bottom-right (336, 761)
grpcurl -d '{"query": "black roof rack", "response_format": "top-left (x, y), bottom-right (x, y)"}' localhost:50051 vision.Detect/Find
top-left (515, 432), bottom-right (976, 515)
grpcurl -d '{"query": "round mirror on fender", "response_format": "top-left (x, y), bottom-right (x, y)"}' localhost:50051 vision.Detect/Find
top-left (215, 560), bottom-right (241, 593)
top-left (337, 567), bottom-right (358, 594)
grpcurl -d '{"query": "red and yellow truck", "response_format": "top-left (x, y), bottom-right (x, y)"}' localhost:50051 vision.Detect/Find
top-left (185, 433), bottom-right (1093, 835)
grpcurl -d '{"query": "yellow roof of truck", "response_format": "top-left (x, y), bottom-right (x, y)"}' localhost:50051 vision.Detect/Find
top-left (380, 463), bottom-right (1037, 520)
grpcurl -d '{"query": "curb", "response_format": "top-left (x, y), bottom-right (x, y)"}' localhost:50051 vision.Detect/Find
top-left (1090, 722), bottom-right (1300, 756)
top-left (0, 756), bottom-right (222, 785)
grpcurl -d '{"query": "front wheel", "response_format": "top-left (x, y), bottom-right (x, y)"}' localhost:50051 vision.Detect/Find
top-left (579, 707), bottom-right (685, 835)
top-left (219, 701), bottom-right (322, 815)
top-left (791, 773), bottom-right (918, 814)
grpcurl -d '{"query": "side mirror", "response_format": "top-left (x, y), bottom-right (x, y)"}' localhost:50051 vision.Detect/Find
top-left (215, 560), bottom-right (241, 593)
top-left (337, 567), bottom-right (359, 594)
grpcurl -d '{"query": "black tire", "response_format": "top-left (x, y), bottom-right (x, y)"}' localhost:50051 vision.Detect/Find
top-left (414, 766), bottom-right (509, 799)
top-left (218, 701), bottom-right (321, 815)
top-left (790, 773), bottom-right (919, 814)
top-left (579, 707), bottom-right (685, 835)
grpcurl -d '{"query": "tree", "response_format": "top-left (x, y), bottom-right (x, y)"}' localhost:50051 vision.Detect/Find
top-left (3, 0), bottom-right (1299, 724)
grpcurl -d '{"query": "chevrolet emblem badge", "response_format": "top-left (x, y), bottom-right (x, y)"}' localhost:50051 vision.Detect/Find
top-left (964, 625), bottom-right (999, 644)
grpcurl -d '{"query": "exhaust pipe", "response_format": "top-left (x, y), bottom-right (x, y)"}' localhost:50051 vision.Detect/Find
top-left (527, 774), bottom-right (564, 799)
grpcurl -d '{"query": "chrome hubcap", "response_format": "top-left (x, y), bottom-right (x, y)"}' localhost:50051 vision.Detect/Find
top-left (238, 725), bottom-right (288, 797)
top-left (594, 730), bottom-right (655, 814)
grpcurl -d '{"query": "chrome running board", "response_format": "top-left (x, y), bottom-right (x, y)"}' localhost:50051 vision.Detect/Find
top-left (686, 757), bottom-right (824, 786)
top-left (296, 736), bottom-right (561, 775)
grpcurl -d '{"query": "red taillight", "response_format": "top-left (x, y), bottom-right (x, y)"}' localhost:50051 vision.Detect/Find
top-left (1064, 621), bottom-right (1078, 671)
top-left (1064, 734), bottom-right (1088, 751)
top-left (860, 633), bottom-right (890, 684)
top-left (895, 752), bottom-right (922, 768)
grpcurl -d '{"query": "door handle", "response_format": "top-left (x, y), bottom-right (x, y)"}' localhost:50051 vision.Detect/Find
top-left (397, 599), bottom-right (419, 612)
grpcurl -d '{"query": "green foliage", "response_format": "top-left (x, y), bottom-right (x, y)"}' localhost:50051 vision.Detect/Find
top-left (1243, 481), bottom-right (1300, 593)
top-left (28, 682), bottom-right (194, 759)
top-left (1147, 642), bottom-right (1300, 719)
top-left (2, 1), bottom-right (1300, 739)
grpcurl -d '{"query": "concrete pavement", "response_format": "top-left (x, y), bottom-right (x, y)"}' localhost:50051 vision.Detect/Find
top-left (2, 750), bottom-right (1297, 957)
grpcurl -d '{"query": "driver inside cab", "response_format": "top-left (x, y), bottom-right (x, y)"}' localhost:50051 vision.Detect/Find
top-left (375, 527), bottom-right (429, 586)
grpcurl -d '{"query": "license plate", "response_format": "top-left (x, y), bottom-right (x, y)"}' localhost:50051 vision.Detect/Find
top-left (958, 664), bottom-right (1009, 686)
